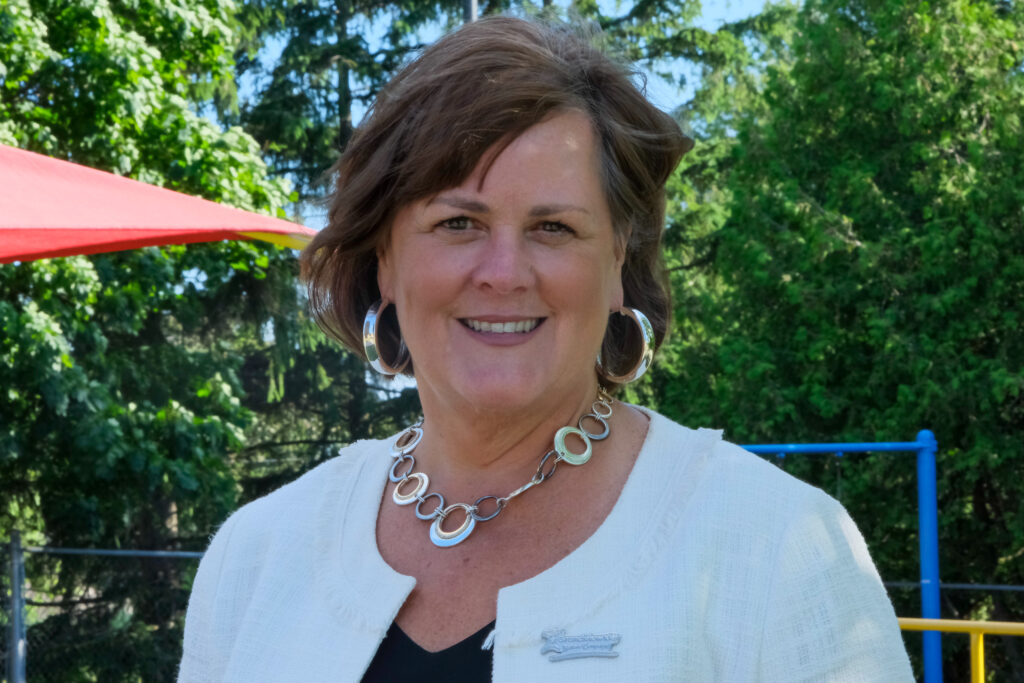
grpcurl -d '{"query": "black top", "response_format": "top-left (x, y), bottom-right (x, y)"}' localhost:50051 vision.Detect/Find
top-left (361, 620), bottom-right (495, 683)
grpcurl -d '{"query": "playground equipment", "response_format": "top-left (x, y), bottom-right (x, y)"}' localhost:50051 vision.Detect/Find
top-left (900, 617), bottom-right (1024, 682)
top-left (0, 144), bottom-right (315, 263)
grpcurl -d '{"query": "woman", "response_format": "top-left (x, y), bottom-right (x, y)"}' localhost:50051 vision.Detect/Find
top-left (179, 16), bottom-right (913, 682)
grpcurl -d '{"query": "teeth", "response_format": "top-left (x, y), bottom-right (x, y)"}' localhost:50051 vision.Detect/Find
top-left (465, 318), bottom-right (540, 334)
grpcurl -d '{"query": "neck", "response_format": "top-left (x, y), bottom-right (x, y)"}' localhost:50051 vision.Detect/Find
top-left (411, 378), bottom-right (603, 499)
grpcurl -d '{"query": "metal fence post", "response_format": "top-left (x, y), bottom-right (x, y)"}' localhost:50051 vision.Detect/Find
top-left (7, 531), bottom-right (27, 683)
top-left (917, 430), bottom-right (943, 683)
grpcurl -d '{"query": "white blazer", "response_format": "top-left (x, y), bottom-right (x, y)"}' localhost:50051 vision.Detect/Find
top-left (179, 408), bottom-right (913, 682)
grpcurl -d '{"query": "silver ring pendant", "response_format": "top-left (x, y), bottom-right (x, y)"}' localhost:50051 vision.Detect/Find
top-left (535, 450), bottom-right (559, 481)
top-left (391, 426), bottom-right (423, 456)
top-left (415, 492), bottom-right (446, 520)
top-left (471, 495), bottom-right (503, 522)
top-left (429, 503), bottom-right (476, 547)
top-left (554, 426), bottom-right (592, 466)
top-left (591, 399), bottom-right (613, 418)
top-left (389, 455), bottom-right (415, 483)
top-left (393, 472), bottom-right (429, 505)
top-left (578, 413), bottom-right (610, 441)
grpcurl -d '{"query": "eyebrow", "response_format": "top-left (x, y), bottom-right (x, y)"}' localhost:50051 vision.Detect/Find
top-left (430, 196), bottom-right (591, 216)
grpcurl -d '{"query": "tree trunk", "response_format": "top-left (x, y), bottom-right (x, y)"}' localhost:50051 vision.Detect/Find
top-left (335, 0), bottom-right (354, 153)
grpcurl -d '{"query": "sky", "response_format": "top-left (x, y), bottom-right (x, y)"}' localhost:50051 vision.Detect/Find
top-left (344, 0), bottom-right (773, 123)
top-left (644, 0), bottom-right (770, 110)
top-left (697, 0), bottom-right (769, 27)
top-left (257, 0), bottom-right (775, 228)
top-left (239, 1), bottom-right (773, 127)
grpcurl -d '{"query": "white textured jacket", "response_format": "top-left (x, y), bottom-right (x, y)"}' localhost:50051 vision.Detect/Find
top-left (179, 409), bottom-right (914, 682)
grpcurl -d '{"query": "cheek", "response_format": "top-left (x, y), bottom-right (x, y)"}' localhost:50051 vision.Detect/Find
top-left (390, 257), bottom-right (460, 326)
top-left (381, 243), bottom-right (433, 304)
top-left (561, 260), bottom-right (620, 325)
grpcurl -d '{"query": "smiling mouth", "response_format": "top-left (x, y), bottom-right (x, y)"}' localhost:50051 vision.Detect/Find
top-left (462, 318), bottom-right (543, 334)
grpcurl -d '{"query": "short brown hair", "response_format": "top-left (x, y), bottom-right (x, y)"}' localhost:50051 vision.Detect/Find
top-left (301, 16), bottom-right (692, 384)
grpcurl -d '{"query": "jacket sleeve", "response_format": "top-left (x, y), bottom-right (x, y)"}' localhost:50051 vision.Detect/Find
top-left (757, 492), bottom-right (915, 682)
top-left (177, 513), bottom-right (241, 683)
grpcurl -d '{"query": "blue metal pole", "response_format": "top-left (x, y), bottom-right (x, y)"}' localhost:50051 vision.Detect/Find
top-left (8, 531), bottom-right (26, 683)
top-left (916, 430), bottom-right (942, 683)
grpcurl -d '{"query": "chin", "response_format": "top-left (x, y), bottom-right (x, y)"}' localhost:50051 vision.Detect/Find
top-left (434, 361), bottom-right (523, 399)
top-left (446, 364), bottom-right (589, 414)
top-left (457, 379), bottom-right (541, 412)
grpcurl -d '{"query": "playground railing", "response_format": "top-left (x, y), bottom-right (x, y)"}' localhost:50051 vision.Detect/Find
top-left (899, 617), bottom-right (1024, 682)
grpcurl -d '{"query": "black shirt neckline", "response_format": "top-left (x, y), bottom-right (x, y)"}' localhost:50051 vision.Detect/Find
top-left (361, 620), bottom-right (496, 682)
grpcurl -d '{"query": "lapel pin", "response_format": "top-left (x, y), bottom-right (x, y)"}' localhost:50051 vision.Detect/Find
top-left (540, 629), bottom-right (621, 661)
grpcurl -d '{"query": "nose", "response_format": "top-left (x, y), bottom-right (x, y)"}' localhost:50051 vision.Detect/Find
top-left (470, 230), bottom-right (533, 294)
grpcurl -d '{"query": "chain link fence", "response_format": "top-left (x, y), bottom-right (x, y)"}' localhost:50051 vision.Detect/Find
top-left (3, 534), bottom-right (201, 683)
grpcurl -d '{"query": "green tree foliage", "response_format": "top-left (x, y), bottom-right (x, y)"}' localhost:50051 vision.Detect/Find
top-left (0, 0), bottom-right (279, 206)
top-left (233, 0), bottom-right (763, 207)
top-left (0, 0), bottom-right (419, 678)
top-left (234, 0), bottom-right (463, 207)
top-left (0, 0), bottom-right (292, 519)
top-left (652, 0), bottom-right (1024, 676)
top-left (8, 0), bottom-right (1023, 677)
top-left (613, 2), bottom-right (802, 422)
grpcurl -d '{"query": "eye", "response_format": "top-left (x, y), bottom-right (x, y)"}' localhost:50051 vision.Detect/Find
top-left (436, 216), bottom-right (474, 231)
top-left (538, 221), bottom-right (575, 235)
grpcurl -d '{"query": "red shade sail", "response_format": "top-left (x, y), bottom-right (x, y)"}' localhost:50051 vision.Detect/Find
top-left (0, 144), bottom-right (317, 263)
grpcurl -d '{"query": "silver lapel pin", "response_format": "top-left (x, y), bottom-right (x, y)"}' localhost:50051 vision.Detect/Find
top-left (540, 629), bottom-right (621, 662)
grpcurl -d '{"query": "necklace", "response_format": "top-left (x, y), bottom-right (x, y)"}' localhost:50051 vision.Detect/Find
top-left (387, 389), bottom-right (615, 548)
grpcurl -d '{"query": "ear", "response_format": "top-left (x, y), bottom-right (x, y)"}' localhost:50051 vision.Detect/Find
top-left (609, 270), bottom-right (625, 311)
top-left (609, 233), bottom-right (627, 310)
top-left (377, 246), bottom-right (394, 302)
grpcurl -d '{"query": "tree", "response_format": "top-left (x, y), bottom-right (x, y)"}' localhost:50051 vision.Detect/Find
top-left (234, 0), bottom-right (463, 211)
top-left (0, 0), bottom-right (314, 678)
top-left (631, 2), bottom-right (801, 422)
top-left (655, 0), bottom-right (1024, 677)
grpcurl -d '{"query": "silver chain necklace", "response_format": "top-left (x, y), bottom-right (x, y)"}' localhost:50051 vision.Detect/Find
top-left (387, 389), bottom-right (615, 547)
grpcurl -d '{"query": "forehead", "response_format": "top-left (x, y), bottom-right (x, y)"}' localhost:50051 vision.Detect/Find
top-left (481, 109), bottom-right (594, 172)
top-left (445, 110), bottom-right (603, 200)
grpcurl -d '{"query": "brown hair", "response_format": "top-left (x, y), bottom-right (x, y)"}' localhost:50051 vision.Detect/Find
top-left (301, 15), bottom-right (693, 384)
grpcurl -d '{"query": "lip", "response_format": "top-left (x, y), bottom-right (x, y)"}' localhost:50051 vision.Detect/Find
top-left (462, 317), bottom-right (542, 333)
top-left (459, 317), bottom-right (546, 345)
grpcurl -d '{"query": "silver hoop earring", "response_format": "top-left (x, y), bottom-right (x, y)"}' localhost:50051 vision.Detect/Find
top-left (598, 307), bottom-right (655, 384)
top-left (363, 300), bottom-right (410, 376)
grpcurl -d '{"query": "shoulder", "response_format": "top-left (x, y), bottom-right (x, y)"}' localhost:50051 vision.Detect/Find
top-left (640, 407), bottom-right (832, 519)
top-left (204, 437), bottom-right (385, 563)
top-left (636, 408), bottom-right (878, 586)
top-left (179, 438), bottom-right (392, 680)
top-left (637, 410), bottom-right (912, 679)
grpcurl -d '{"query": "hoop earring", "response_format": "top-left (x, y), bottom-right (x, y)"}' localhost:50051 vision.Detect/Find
top-left (363, 300), bottom-right (410, 376)
top-left (597, 307), bottom-right (655, 384)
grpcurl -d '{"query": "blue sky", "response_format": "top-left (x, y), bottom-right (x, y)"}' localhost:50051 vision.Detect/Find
top-left (356, 0), bottom-right (772, 121)
top-left (696, 0), bottom-right (769, 27)
top-left (250, 0), bottom-right (775, 226)
top-left (641, 0), bottom-right (771, 111)
top-left (241, 1), bottom-right (773, 122)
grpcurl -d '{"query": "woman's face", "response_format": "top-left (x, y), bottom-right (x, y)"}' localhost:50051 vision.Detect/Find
top-left (378, 110), bottom-right (624, 414)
